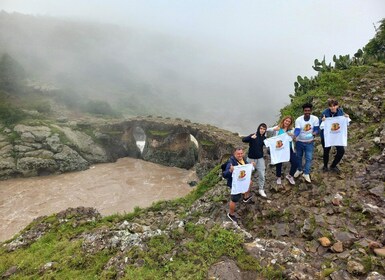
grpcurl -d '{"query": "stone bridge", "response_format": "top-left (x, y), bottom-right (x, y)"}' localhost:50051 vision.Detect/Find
top-left (95, 116), bottom-right (244, 177)
top-left (0, 116), bottom-right (245, 180)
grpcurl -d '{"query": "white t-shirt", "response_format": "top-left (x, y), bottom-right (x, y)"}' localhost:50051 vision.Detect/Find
top-left (295, 115), bottom-right (319, 142)
top-left (264, 133), bottom-right (292, 164)
top-left (231, 164), bottom-right (253, 195)
top-left (323, 116), bottom-right (350, 147)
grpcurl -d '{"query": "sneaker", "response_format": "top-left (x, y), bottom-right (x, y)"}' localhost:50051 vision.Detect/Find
top-left (259, 189), bottom-right (267, 198)
top-left (243, 194), bottom-right (253, 203)
top-left (227, 213), bottom-right (238, 224)
top-left (322, 166), bottom-right (329, 172)
top-left (302, 173), bottom-right (311, 183)
top-left (330, 166), bottom-right (341, 174)
top-left (294, 170), bottom-right (303, 178)
top-left (276, 177), bottom-right (282, 185)
top-left (285, 175), bottom-right (295, 185)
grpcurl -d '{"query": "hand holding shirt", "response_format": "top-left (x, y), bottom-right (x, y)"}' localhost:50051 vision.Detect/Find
top-left (323, 116), bottom-right (350, 147)
top-left (231, 164), bottom-right (253, 195)
top-left (264, 133), bottom-right (292, 164)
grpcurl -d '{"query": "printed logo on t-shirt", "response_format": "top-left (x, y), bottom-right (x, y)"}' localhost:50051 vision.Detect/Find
top-left (304, 124), bottom-right (312, 131)
top-left (331, 123), bottom-right (340, 132)
top-left (238, 170), bottom-right (247, 180)
top-left (275, 140), bottom-right (284, 149)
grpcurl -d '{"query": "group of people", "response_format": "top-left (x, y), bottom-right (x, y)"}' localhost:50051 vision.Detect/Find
top-left (223, 99), bottom-right (350, 224)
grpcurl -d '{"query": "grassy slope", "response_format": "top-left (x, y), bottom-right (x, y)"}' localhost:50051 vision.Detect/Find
top-left (0, 64), bottom-right (384, 279)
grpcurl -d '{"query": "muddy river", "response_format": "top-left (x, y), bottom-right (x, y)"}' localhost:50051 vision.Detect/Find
top-left (0, 157), bottom-right (197, 242)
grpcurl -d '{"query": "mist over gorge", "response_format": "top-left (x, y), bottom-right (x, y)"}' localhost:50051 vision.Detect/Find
top-left (0, 11), bottom-right (283, 134)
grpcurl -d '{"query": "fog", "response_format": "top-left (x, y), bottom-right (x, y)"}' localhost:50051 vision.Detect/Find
top-left (0, 1), bottom-right (384, 134)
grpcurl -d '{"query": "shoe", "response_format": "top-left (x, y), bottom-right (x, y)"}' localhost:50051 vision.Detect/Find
top-left (330, 166), bottom-right (341, 174)
top-left (285, 175), bottom-right (295, 185)
top-left (276, 177), bottom-right (282, 185)
top-left (302, 174), bottom-right (311, 183)
top-left (259, 189), bottom-right (267, 198)
top-left (294, 170), bottom-right (303, 178)
top-left (322, 166), bottom-right (329, 172)
top-left (227, 213), bottom-right (238, 224)
top-left (243, 194), bottom-right (253, 203)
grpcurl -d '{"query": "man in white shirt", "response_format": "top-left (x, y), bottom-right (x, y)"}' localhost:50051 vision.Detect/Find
top-left (293, 103), bottom-right (320, 183)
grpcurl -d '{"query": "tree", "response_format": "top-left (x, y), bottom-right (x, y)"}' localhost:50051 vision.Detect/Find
top-left (0, 53), bottom-right (25, 92)
top-left (363, 18), bottom-right (385, 61)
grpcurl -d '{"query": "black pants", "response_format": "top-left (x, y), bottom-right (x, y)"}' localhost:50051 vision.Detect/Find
top-left (321, 137), bottom-right (345, 168)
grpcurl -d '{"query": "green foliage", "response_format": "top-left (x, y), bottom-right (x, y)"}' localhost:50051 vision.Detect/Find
top-left (281, 63), bottom-right (375, 121)
top-left (83, 100), bottom-right (119, 116)
top-left (364, 18), bottom-right (385, 62)
top-left (121, 225), bottom-right (264, 279)
top-left (148, 130), bottom-right (169, 136)
top-left (312, 56), bottom-right (332, 72)
top-left (333, 54), bottom-right (352, 70)
top-left (0, 231), bottom-right (110, 279)
top-left (200, 139), bottom-right (215, 146)
top-left (184, 166), bottom-right (221, 204)
top-left (28, 99), bottom-right (52, 113)
top-left (0, 99), bottom-right (26, 125)
top-left (293, 75), bottom-right (318, 97)
top-left (316, 71), bottom-right (349, 96)
top-left (0, 53), bottom-right (25, 93)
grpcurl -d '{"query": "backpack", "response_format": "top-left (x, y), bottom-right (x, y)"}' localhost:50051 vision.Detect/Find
top-left (220, 158), bottom-right (231, 178)
top-left (220, 161), bottom-right (228, 173)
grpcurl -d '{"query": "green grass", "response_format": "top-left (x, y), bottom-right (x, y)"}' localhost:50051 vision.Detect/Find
top-left (279, 64), bottom-right (383, 120)
top-left (120, 224), bottom-right (263, 279)
top-left (199, 139), bottom-right (215, 146)
top-left (148, 130), bottom-right (169, 136)
top-left (0, 164), bottom-right (282, 279)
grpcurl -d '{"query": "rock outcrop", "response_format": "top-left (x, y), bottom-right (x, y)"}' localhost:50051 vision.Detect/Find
top-left (0, 117), bottom-right (244, 180)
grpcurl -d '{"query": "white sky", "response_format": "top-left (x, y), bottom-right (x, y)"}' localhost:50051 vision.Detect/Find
top-left (0, 0), bottom-right (384, 133)
top-left (2, 1), bottom-right (383, 65)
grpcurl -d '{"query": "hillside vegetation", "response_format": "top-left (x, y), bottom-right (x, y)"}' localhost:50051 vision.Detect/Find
top-left (0, 19), bottom-right (384, 279)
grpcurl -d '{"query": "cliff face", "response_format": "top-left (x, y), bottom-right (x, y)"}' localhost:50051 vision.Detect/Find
top-left (0, 116), bottom-right (244, 180)
top-left (0, 63), bottom-right (384, 279)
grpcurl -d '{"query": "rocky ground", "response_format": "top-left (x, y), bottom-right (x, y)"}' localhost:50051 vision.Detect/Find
top-left (1, 65), bottom-right (384, 279)
top-left (2, 142), bottom-right (384, 279)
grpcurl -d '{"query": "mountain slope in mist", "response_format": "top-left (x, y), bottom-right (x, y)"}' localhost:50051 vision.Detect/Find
top-left (0, 12), bottom-right (215, 120)
top-left (0, 11), bottom-right (290, 134)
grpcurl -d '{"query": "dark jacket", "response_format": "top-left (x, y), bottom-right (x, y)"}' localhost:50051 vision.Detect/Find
top-left (242, 124), bottom-right (266, 159)
top-left (319, 108), bottom-right (345, 139)
top-left (223, 155), bottom-right (248, 187)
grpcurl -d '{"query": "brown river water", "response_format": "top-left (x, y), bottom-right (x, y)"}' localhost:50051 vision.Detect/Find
top-left (0, 157), bottom-right (197, 242)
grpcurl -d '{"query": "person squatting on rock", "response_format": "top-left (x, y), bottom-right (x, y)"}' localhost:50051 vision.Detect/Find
top-left (293, 103), bottom-right (319, 183)
top-left (267, 116), bottom-right (297, 185)
top-left (319, 98), bottom-right (349, 174)
top-left (242, 123), bottom-right (268, 197)
top-left (223, 147), bottom-right (255, 224)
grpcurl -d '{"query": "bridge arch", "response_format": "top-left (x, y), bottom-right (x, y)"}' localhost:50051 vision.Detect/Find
top-left (96, 117), bottom-right (244, 177)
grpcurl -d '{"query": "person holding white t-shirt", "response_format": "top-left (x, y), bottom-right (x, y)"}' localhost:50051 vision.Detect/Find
top-left (222, 147), bottom-right (256, 224)
top-left (293, 103), bottom-right (319, 183)
top-left (266, 116), bottom-right (297, 185)
top-left (319, 99), bottom-right (350, 174)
